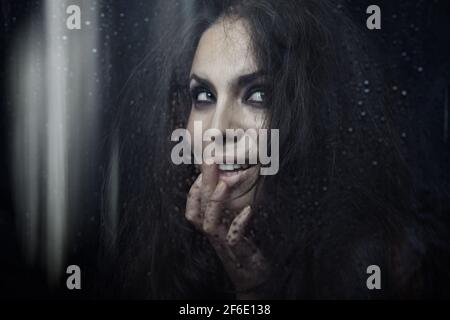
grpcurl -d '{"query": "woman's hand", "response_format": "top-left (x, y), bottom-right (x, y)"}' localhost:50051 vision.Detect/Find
top-left (185, 164), bottom-right (269, 299)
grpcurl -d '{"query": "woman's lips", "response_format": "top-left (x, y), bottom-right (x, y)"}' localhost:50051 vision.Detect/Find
top-left (218, 163), bottom-right (252, 175)
top-left (217, 163), bottom-right (259, 187)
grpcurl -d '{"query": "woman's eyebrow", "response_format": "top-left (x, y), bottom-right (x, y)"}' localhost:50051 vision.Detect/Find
top-left (236, 71), bottom-right (266, 88)
top-left (189, 71), bottom-right (265, 93)
top-left (189, 74), bottom-right (216, 92)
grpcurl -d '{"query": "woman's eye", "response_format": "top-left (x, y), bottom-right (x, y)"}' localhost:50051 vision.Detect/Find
top-left (197, 91), bottom-right (212, 102)
top-left (192, 88), bottom-right (215, 104)
top-left (246, 90), bottom-right (265, 104)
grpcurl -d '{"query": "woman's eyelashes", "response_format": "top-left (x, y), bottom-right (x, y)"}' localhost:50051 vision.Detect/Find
top-left (191, 86), bottom-right (216, 108)
top-left (244, 86), bottom-right (265, 106)
top-left (190, 85), bottom-right (266, 109)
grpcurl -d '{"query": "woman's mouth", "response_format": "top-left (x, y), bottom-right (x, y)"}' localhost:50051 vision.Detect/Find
top-left (217, 163), bottom-right (253, 176)
top-left (216, 163), bottom-right (259, 188)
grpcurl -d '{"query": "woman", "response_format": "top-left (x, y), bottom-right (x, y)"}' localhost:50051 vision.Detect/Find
top-left (100, 0), bottom-right (450, 299)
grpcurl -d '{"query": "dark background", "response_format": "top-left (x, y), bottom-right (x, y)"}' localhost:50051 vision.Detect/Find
top-left (0, 0), bottom-right (449, 298)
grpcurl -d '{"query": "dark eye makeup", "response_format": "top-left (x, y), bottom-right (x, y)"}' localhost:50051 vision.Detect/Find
top-left (190, 86), bottom-right (216, 108)
top-left (189, 83), bottom-right (267, 109)
top-left (243, 86), bottom-right (266, 107)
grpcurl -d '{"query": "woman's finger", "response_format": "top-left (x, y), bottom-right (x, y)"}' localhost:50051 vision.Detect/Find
top-left (203, 180), bottom-right (228, 240)
top-left (200, 164), bottom-right (218, 213)
top-left (225, 206), bottom-right (266, 270)
top-left (226, 205), bottom-right (252, 247)
top-left (185, 173), bottom-right (203, 229)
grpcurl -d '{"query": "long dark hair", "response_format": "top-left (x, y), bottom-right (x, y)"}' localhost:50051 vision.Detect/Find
top-left (99, 0), bottom-right (450, 299)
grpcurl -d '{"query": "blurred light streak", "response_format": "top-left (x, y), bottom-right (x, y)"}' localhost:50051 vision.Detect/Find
top-left (11, 0), bottom-right (100, 284)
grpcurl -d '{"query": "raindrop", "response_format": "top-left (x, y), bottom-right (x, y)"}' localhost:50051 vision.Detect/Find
top-left (372, 161), bottom-right (378, 166)
top-left (361, 111), bottom-right (366, 117)
top-left (348, 127), bottom-right (354, 133)
top-left (392, 85), bottom-right (398, 91)
top-left (401, 90), bottom-right (407, 96)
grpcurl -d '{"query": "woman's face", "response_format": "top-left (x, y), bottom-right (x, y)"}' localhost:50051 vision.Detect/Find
top-left (186, 18), bottom-right (267, 211)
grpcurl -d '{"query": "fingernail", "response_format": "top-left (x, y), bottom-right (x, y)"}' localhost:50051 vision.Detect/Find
top-left (240, 206), bottom-right (252, 221)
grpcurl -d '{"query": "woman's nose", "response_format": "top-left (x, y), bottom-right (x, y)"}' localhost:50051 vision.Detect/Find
top-left (209, 101), bottom-right (234, 134)
top-left (205, 101), bottom-right (245, 154)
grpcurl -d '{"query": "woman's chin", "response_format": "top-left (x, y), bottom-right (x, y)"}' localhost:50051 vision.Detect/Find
top-left (223, 191), bottom-right (254, 212)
